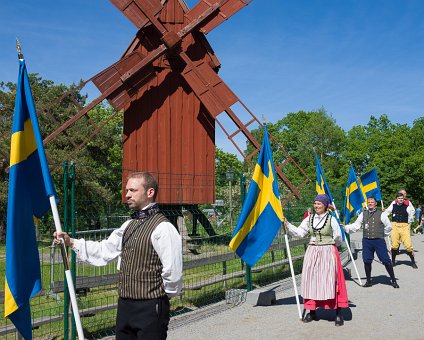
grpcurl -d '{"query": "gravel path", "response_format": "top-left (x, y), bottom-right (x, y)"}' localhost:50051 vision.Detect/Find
top-left (168, 232), bottom-right (424, 340)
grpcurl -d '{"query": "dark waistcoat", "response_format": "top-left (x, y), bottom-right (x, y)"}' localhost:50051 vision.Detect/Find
top-left (392, 204), bottom-right (408, 223)
top-left (362, 209), bottom-right (385, 239)
top-left (119, 212), bottom-right (169, 299)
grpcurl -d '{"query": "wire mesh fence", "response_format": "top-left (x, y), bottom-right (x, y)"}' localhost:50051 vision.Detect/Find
top-left (0, 162), bottom-right (329, 339)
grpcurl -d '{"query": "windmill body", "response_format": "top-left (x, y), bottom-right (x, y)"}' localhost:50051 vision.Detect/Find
top-left (40, 0), bottom-right (310, 213)
top-left (114, 2), bottom-right (222, 204)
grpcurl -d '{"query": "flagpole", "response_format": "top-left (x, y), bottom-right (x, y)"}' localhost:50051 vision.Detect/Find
top-left (381, 200), bottom-right (391, 251)
top-left (15, 39), bottom-right (84, 340)
top-left (331, 201), bottom-right (363, 286)
top-left (282, 221), bottom-right (302, 319)
top-left (50, 196), bottom-right (85, 339)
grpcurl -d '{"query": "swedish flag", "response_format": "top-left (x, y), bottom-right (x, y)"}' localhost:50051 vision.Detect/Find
top-left (358, 168), bottom-right (382, 202)
top-left (315, 153), bottom-right (334, 203)
top-left (5, 59), bottom-right (56, 339)
top-left (229, 125), bottom-right (283, 267)
top-left (344, 166), bottom-right (365, 224)
top-left (315, 154), bottom-right (346, 240)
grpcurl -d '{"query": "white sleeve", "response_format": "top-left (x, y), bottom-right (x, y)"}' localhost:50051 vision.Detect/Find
top-left (407, 204), bottom-right (416, 223)
top-left (384, 201), bottom-right (395, 215)
top-left (72, 220), bottom-right (129, 266)
top-left (330, 216), bottom-right (342, 247)
top-left (344, 213), bottom-right (363, 234)
top-left (383, 202), bottom-right (394, 218)
top-left (381, 213), bottom-right (392, 236)
top-left (152, 222), bottom-right (183, 297)
top-left (285, 217), bottom-right (309, 238)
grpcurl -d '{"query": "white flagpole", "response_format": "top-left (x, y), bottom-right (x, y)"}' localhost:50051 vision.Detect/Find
top-left (331, 201), bottom-right (363, 286)
top-left (14, 40), bottom-right (83, 338)
top-left (381, 200), bottom-right (391, 251)
top-left (283, 223), bottom-right (302, 319)
top-left (50, 196), bottom-right (85, 339)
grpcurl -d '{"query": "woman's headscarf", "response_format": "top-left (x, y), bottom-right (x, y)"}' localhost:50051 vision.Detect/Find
top-left (314, 194), bottom-right (331, 207)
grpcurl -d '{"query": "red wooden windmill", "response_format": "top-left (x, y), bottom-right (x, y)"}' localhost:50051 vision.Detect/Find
top-left (42, 0), bottom-right (310, 219)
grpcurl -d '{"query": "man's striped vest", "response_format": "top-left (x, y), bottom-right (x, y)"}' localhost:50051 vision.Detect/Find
top-left (118, 213), bottom-right (169, 299)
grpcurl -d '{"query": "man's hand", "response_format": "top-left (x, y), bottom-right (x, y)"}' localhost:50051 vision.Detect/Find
top-left (53, 231), bottom-right (74, 247)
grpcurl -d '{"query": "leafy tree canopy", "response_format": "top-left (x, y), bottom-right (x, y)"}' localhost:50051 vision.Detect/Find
top-left (1, 73), bottom-right (423, 235)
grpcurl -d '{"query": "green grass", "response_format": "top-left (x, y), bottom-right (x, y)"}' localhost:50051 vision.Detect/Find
top-left (0, 238), bottom-right (309, 339)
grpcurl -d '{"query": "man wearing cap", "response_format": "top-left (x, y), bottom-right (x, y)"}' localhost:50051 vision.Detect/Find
top-left (285, 194), bottom-right (348, 326)
top-left (344, 196), bottom-right (399, 288)
top-left (384, 192), bottom-right (417, 268)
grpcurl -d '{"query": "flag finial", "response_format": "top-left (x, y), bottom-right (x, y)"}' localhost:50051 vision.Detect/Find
top-left (16, 38), bottom-right (24, 60)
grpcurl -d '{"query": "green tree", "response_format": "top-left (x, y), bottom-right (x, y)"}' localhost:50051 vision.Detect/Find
top-left (246, 109), bottom-right (346, 207)
top-left (215, 147), bottom-right (244, 187)
top-left (402, 117), bottom-right (424, 204)
top-left (0, 74), bottom-right (123, 237)
top-left (342, 113), bottom-right (424, 207)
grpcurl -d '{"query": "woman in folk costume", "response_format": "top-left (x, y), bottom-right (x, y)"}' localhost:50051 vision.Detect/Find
top-left (285, 194), bottom-right (348, 326)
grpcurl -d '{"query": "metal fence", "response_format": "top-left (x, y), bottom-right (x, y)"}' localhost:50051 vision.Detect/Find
top-left (0, 162), bottom-right (319, 339)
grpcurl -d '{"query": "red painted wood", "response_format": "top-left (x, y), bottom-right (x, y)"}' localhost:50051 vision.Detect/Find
top-left (48, 0), bottom-right (308, 204)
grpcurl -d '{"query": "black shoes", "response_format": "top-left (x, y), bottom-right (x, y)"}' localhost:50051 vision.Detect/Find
top-left (363, 280), bottom-right (372, 288)
top-left (364, 279), bottom-right (400, 288)
top-left (391, 249), bottom-right (398, 266)
top-left (303, 309), bottom-right (344, 326)
top-left (407, 251), bottom-right (418, 269)
top-left (335, 314), bottom-right (344, 326)
top-left (302, 311), bottom-right (317, 323)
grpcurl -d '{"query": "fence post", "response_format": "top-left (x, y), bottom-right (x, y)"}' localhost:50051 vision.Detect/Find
top-left (286, 201), bottom-right (292, 221)
top-left (70, 161), bottom-right (77, 340)
top-left (240, 174), bottom-right (252, 291)
top-left (63, 161), bottom-right (69, 340)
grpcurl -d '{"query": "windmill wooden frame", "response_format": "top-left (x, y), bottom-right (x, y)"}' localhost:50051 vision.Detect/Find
top-left (41, 0), bottom-right (310, 207)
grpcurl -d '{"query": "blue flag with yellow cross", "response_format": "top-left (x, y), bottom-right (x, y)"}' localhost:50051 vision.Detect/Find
top-left (315, 153), bottom-right (346, 240)
top-left (5, 59), bottom-right (56, 339)
top-left (358, 168), bottom-right (382, 202)
top-left (315, 153), bottom-right (334, 203)
top-left (344, 166), bottom-right (365, 224)
top-left (229, 125), bottom-right (283, 267)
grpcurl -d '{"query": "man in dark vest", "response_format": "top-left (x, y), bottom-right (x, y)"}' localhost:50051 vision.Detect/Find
top-left (344, 196), bottom-right (399, 288)
top-left (384, 192), bottom-right (417, 269)
top-left (54, 172), bottom-right (183, 339)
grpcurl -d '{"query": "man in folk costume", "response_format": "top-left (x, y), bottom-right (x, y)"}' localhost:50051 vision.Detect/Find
top-left (384, 192), bottom-right (417, 268)
top-left (285, 194), bottom-right (348, 326)
top-left (55, 172), bottom-right (183, 339)
top-left (344, 196), bottom-right (399, 288)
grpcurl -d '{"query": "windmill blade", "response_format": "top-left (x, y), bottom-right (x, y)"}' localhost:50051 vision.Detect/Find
top-left (91, 49), bottom-right (157, 111)
top-left (73, 0), bottom-right (249, 113)
top-left (186, 0), bottom-right (253, 35)
top-left (110, 0), bottom-right (164, 29)
top-left (43, 43), bottom-right (168, 148)
top-left (111, 0), bottom-right (253, 36)
top-left (38, 1), bottom-right (308, 207)
top-left (94, 0), bottom-right (254, 111)
top-left (179, 52), bottom-right (238, 117)
top-left (177, 53), bottom-right (310, 199)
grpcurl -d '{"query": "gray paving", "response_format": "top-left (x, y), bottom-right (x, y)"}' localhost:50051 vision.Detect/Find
top-left (168, 231), bottom-right (424, 340)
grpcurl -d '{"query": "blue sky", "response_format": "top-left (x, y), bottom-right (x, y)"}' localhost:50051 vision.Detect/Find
top-left (1, 0), bottom-right (423, 151)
